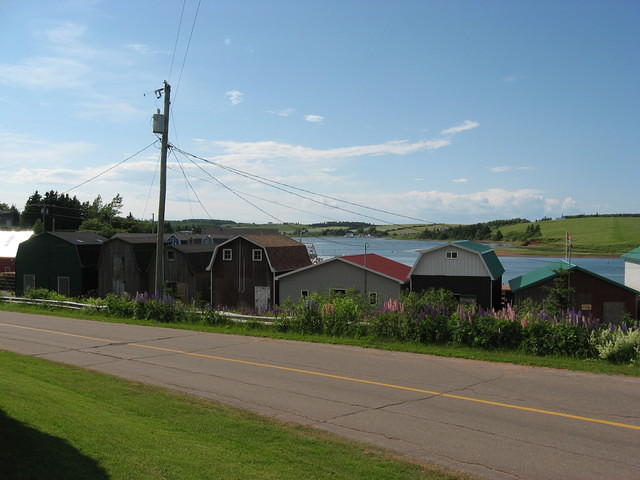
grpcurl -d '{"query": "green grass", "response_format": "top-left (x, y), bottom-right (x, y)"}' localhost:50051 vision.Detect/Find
top-left (0, 350), bottom-right (465, 480)
top-left (3, 302), bottom-right (639, 377)
top-left (498, 217), bottom-right (640, 256)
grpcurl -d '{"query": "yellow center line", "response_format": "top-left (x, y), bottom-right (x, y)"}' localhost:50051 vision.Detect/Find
top-left (2, 321), bottom-right (639, 431)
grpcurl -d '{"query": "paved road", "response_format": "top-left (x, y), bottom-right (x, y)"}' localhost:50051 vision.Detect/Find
top-left (1, 311), bottom-right (639, 480)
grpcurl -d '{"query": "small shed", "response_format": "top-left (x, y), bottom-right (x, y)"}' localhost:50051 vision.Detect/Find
top-left (277, 253), bottom-right (410, 306)
top-left (15, 232), bottom-right (106, 296)
top-left (410, 240), bottom-right (504, 309)
top-left (207, 234), bottom-right (311, 312)
top-left (622, 247), bottom-right (640, 292)
top-left (509, 261), bottom-right (639, 322)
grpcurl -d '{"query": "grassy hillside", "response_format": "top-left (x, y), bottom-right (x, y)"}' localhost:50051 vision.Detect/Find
top-left (497, 217), bottom-right (640, 256)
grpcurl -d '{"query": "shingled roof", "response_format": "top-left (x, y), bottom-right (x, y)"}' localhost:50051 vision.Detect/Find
top-left (207, 234), bottom-right (311, 273)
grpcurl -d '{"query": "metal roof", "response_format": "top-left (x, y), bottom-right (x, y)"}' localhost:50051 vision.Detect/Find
top-left (509, 260), bottom-right (639, 294)
top-left (452, 240), bottom-right (505, 280)
top-left (622, 247), bottom-right (640, 263)
top-left (48, 231), bottom-right (106, 245)
top-left (340, 253), bottom-right (410, 283)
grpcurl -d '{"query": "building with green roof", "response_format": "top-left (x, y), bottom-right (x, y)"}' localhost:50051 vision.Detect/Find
top-left (509, 261), bottom-right (638, 322)
top-left (622, 247), bottom-right (640, 292)
top-left (409, 240), bottom-right (504, 309)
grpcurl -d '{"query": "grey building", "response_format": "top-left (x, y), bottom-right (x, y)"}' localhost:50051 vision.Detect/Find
top-left (278, 253), bottom-right (410, 306)
top-left (410, 240), bottom-right (504, 309)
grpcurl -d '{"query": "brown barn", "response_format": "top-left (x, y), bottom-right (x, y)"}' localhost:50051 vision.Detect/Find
top-left (98, 232), bottom-right (228, 298)
top-left (509, 261), bottom-right (639, 322)
top-left (207, 234), bottom-right (311, 312)
top-left (147, 243), bottom-right (218, 304)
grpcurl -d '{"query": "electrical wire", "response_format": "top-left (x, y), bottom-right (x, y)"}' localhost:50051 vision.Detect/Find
top-left (175, 148), bottom-right (286, 224)
top-left (142, 151), bottom-right (160, 220)
top-left (168, 0), bottom-right (187, 82)
top-left (173, 146), bottom-right (438, 225)
top-left (63, 140), bottom-right (159, 194)
top-left (175, 146), bottom-right (417, 226)
top-left (173, 0), bottom-right (202, 105)
top-left (172, 149), bottom-right (211, 219)
top-left (172, 144), bottom-right (438, 225)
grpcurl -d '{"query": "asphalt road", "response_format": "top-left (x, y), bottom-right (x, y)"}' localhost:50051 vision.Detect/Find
top-left (1, 311), bottom-right (639, 480)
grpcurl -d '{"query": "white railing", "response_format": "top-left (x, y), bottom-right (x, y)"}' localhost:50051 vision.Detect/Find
top-left (0, 296), bottom-right (277, 324)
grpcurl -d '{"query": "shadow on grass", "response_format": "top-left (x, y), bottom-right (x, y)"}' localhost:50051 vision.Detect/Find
top-left (0, 409), bottom-right (108, 480)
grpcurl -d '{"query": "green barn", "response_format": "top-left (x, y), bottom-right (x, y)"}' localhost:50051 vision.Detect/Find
top-left (15, 232), bottom-right (106, 297)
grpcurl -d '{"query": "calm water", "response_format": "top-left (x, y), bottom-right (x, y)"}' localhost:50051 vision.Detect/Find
top-left (301, 236), bottom-right (625, 284)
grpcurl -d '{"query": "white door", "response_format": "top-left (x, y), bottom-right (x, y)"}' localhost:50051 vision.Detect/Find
top-left (254, 286), bottom-right (270, 313)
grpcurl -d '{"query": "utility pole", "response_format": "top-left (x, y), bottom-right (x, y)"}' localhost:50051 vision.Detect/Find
top-left (154, 81), bottom-right (171, 296)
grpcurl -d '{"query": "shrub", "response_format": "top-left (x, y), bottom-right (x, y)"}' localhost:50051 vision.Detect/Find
top-left (594, 326), bottom-right (640, 364)
top-left (23, 288), bottom-right (68, 301)
top-left (322, 295), bottom-right (360, 336)
top-left (369, 311), bottom-right (411, 340)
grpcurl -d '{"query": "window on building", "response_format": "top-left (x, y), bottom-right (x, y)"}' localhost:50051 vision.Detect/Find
top-left (57, 276), bottom-right (70, 297)
top-left (222, 248), bottom-right (232, 261)
top-left (252, 249), bottom-right (263, 262)
top-left (331, 288), bottom-right (346, 296)
top-left (23, 274), bottom-right (35, 292)
top-left (458, 294), bottom-right (477, 305)
top-left (369, 292), bottom-right (378, 305)
top-left (446, 251), bottom-right (458, 259)
top-left (167, 250), bottom-right (176, 261)
top-left (301, 290), bottom-right (309, 297)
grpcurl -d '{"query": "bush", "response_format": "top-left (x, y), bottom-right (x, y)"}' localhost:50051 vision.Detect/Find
top-left (321, 295), bottom-right (360, 336)
top-left (23, 288), bottom-right (68, 301)
top-left (594, 327), bottom-right (640, 364)
top-left (369, 311), bottom-right (411, 340)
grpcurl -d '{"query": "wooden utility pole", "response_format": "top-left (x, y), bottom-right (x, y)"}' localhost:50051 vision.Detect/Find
top-left (154, 81), bottom-right (171, 296)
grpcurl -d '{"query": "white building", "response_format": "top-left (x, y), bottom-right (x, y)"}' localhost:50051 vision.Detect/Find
top-left (622, 247), bottom-right (640, 292)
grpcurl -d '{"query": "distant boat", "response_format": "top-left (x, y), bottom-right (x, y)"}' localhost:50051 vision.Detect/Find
top-left (344, 232), bottom-right (355, 238)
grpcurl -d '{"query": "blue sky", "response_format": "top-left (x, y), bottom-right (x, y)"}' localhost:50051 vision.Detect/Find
top-left (1, 0), bottom-right (638, 224)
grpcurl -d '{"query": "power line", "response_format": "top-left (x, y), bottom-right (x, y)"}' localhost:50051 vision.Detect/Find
top-left (173, 0), bottom-right (202, 105)
top-left (175, 146), bottom-right (419, 227)
top-left (175, 148), bottom-right (286, 224)
top-left (63, 140), bottom-right (159, 194)
top-left (168, 0), bottom-right (187, 82)
top-left (171, 149), bottom-right (213, 220)
top-left (172, 146), bottom-right (438, 225)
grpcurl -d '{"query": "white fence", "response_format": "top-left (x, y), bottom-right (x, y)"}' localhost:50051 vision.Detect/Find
top-left (0, 296), bottom-right (277, 325)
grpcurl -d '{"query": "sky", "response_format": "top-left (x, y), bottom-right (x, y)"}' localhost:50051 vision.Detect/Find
top-left (0, 0), bottom-right (638, 225)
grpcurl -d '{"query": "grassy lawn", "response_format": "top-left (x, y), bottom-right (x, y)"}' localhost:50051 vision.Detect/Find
top-left (2, 303), bottom-right (639, 378)
top-left (498, 217), bottom-right (640, 256)
top-left (0, 350), bottom-right (465, 480)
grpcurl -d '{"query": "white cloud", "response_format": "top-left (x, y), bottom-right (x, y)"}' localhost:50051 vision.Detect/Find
top-left (305, 114), bottom-right (324, 123)
top-left (200, 137), bottom-right (452, 164)
top-left (41, 22), bottom-right (87, 44)
top-left (267, 108), bottom-right (295, 117)
top-left (415, 177), bottom-right (424, 182)
top-left (0, 56), bottom-right (90, 88)
top-left (76, 98), bottom-right (141, 120)
top-left (125, 43), bottom-right (168, 55)
top-left (452, 178), bottom-right (468, 183)
top-left (225, 89), bottom-right (244, 105)
top-left (489, 165), bottom-right (534, 173)
top-left (224, 37), bottom-right (232, 46)
top-left (440, 120), bottom-right (479, 136)
top-left (503, 75), bottom-right (518, 83)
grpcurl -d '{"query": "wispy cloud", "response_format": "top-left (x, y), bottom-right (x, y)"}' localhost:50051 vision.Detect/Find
top-left (503, 75), bottom-right (519, 83)
top-left (441, 120), bottom-right (479, 136)
top-left (225, 89), bottom-right (244, 105)
top-left (126, 43), bottom-right (168, 55)
top-left (489, 165), bottom-right (534, 173)
top-left (224, 37), bottom-right (232, 46)
top-left (305, 114), bottom-right (324, 123)
top-left (198, 137), bottom-right (452, 164)
top-left (0, 56), bottom-right (90, 88)
top-left (452, 178), bottom-right (468, 183)
top-left (267, 108), bottom-right (295, 117)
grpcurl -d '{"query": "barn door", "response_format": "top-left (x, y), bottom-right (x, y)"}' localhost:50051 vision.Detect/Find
top-left (254, 286), bottom-right (270, 313)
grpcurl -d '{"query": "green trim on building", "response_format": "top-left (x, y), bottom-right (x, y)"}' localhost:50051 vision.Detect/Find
top-left (509, 260), bottom-right (639, 295)
top-left (622, 247), bottom-right (640, 263)
top-left (453, 240), bottom-right (505, 279)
